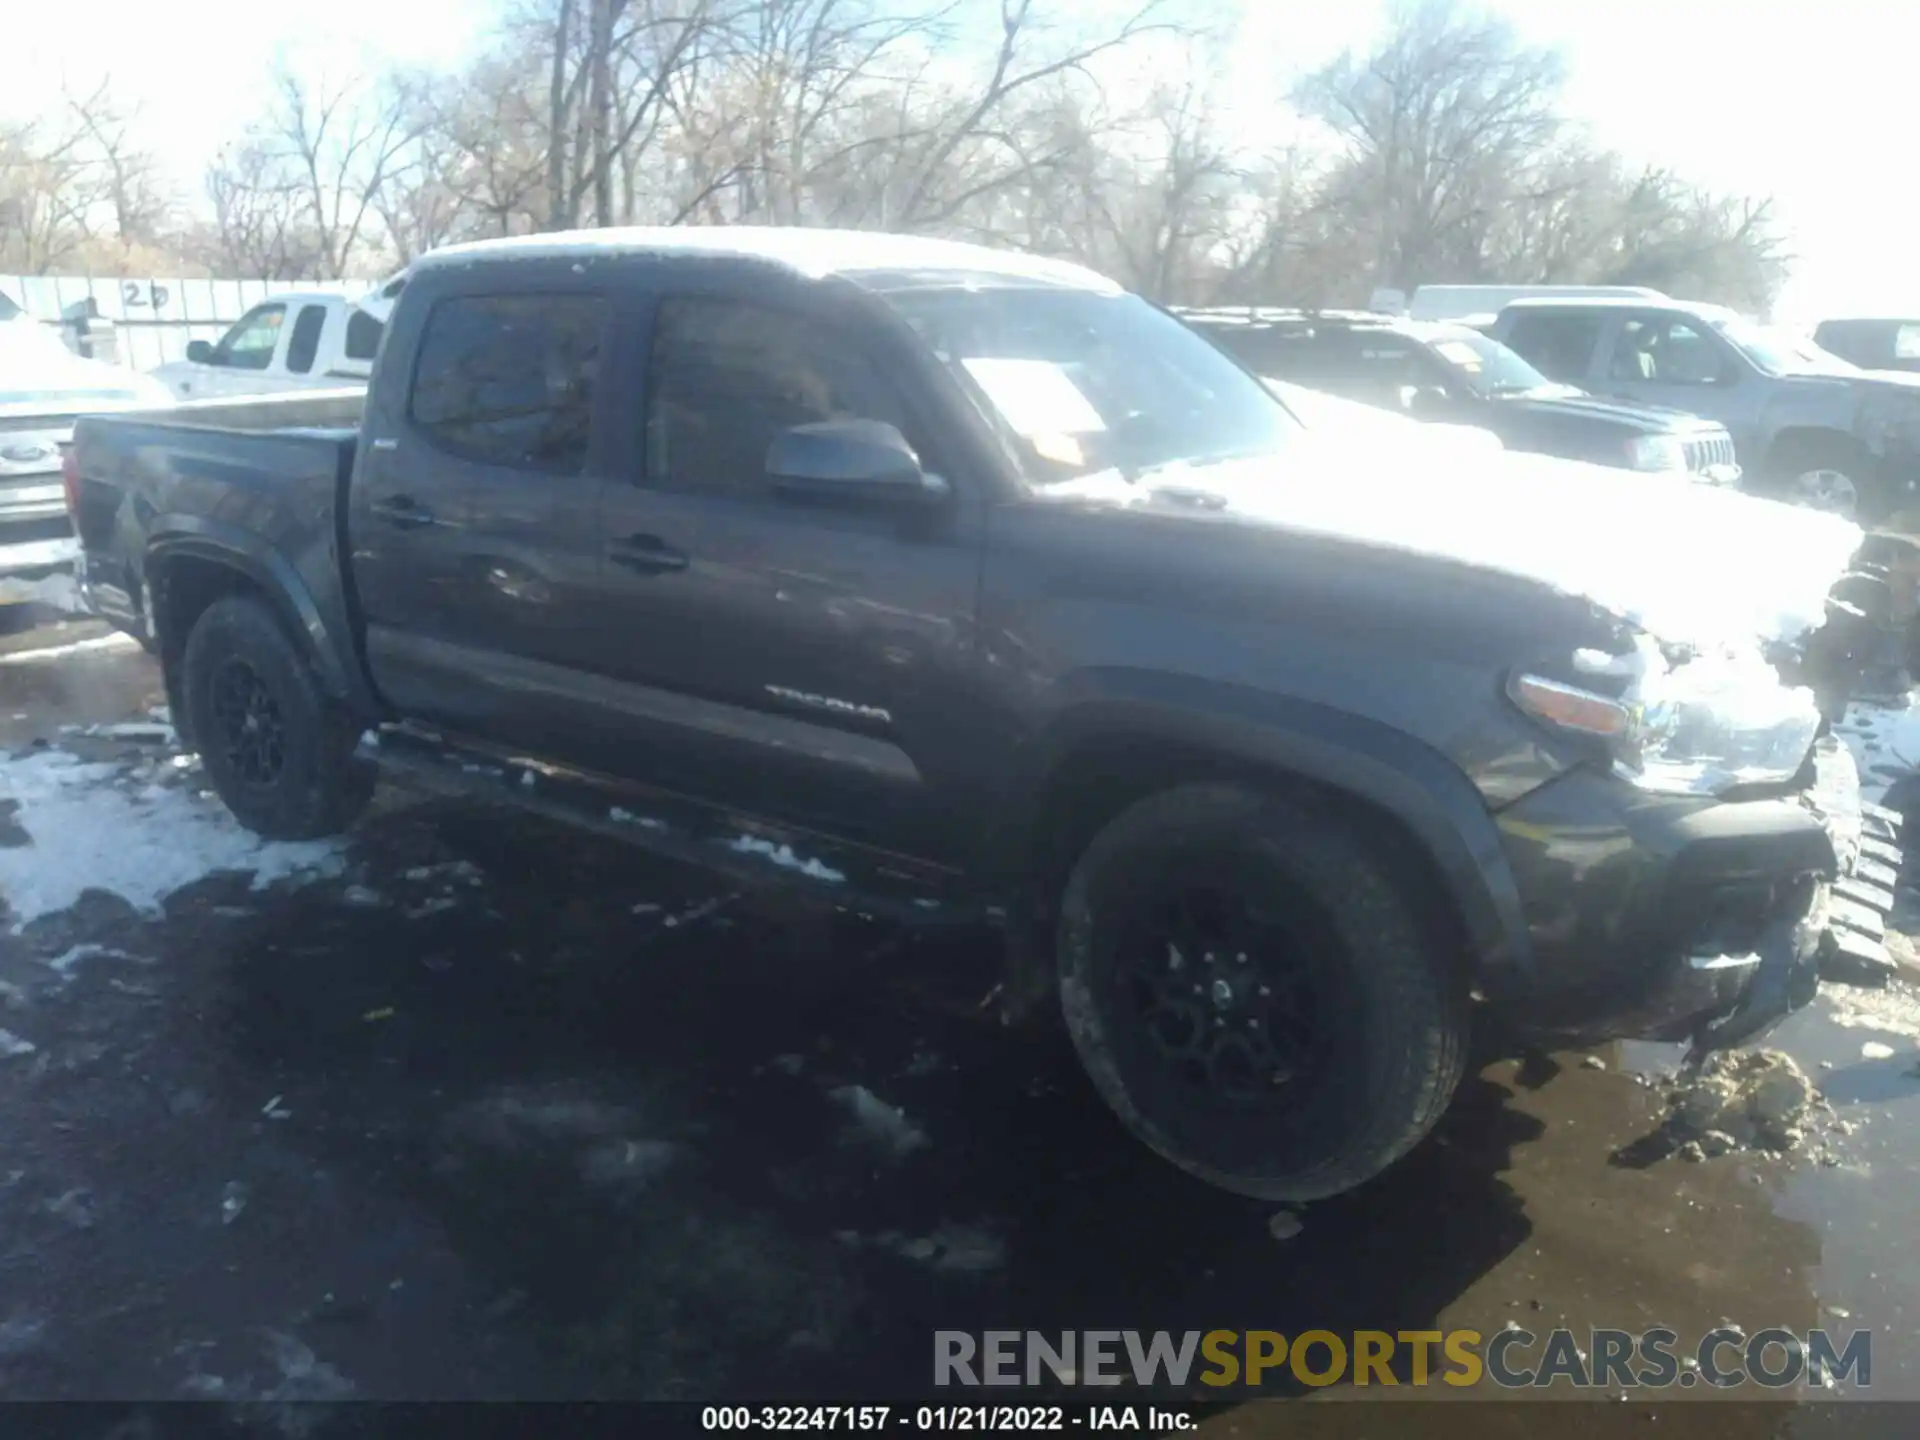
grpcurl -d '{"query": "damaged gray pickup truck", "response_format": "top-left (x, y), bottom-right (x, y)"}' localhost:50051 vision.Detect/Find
top-left (62, 228), bottom-right (1918, 1202)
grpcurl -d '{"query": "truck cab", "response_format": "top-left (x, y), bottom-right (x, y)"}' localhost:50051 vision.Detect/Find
top-left (150, 292), bottom-right (384, 401)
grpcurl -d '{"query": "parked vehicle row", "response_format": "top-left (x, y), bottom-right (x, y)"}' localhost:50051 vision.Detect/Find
top-left (64, 225), bottom-right (1913, 1207)
top-left (1182, 288), bottom-right (1920, 524)
top-left (1177, 307), bottom-right (1740, 481)
top-left (1489, 296), bottom-right (1920, 522)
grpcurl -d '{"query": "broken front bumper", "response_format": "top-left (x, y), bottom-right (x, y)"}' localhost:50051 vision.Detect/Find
top-left (1493, 737), bottom-right (1899, 1053)
top-left (1678, 737), bottom-right (1902, 1053)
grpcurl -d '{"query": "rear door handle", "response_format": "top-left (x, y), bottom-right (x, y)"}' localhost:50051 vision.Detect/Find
top-left (607, 533), bottom-right (688, 574)
top-left (371, 495), bottom-right (438, 529)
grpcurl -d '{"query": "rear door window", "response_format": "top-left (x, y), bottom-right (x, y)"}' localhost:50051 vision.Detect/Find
top-left (1197, 326), bottom-right (1321, 380)
top-left (408, 294), bottom-right (604, 474)
top-left (345, 309), bottom-right (384, 362)
top-left (1502, 311), bottom-right (1604, 382)
top-left (285, 304), bottom-right (327, 375)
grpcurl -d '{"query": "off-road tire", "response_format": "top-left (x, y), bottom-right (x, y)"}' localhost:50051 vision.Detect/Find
top-left (1056, 783), bottom-right (1468, 1202)
top-left (180, 594), bottom-right (373, 840)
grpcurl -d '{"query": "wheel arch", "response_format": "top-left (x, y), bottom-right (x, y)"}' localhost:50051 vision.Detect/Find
top-left (142, 519), bottom-right (372, 739)
top-left (1004, 692), bottom-right (1534, 1009)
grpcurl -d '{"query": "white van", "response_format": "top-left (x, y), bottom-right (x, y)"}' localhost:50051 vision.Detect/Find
top-left (1402, 285), bottom-right (1667, 323)
top-left (149, 290), bottom-right (385, 400)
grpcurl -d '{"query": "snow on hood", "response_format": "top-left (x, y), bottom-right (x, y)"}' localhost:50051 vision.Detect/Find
top-left (0, 319), bottom-right (174, 417)
top-left (1045, 434), bottom-right (1861, 652)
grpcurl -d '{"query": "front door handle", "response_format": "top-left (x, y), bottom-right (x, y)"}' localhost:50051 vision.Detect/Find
top-left (608, 533), bottom-right (688, 574)
top-left (371, 495), bottom-right (437, 529)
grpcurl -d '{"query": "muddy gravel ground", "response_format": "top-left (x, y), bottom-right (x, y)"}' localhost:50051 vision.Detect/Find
top-left (6, 602), bottom-right (1920, 1432)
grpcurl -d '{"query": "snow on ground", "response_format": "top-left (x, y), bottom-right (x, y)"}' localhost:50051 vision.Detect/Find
top-left (0, 632), bottom-right (139, 666)
top-left (1834, 691), bottom-right (1920, 807)
top-left (727, 834), bottom-right (845, 883)
top-left (0, 747), bottom-right (344, 933)
top-left (0, 572), bottom-right (84, 613)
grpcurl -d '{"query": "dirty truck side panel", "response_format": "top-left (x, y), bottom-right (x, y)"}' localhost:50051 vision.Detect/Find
top-left (977, 498), bottom-right (1620, 986)
top-left (71, 414), bottom-right (374, 717)
top-left (577, 271), bottom-right (1007, 866)
top-left (344, 264), bottom-right (615, 761)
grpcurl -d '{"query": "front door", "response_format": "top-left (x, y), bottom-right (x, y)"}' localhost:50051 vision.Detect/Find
top-left (586, 289), bottom-right (984, 866)
top-left (179, 303), bottom-right (288, 398)
top-left (1596, 311), bottom-right (1754, 448)
top-left (348, 289), bottom-right (610, 758)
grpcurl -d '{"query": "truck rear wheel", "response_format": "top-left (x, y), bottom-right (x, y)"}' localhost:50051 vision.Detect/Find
top-left (1056, 783), bottom-right (1468, 1202)
top-left (180, 594), bottom-right (374, 840)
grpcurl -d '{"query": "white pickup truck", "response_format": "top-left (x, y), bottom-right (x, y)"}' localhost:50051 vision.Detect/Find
top-left (149, 290), bottom-right (383, 400)
top-left (0, 312), bottom-right (175, 592)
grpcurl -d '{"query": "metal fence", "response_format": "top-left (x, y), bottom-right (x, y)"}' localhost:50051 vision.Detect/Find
top-left (1, 275), bottom-right (376, 373)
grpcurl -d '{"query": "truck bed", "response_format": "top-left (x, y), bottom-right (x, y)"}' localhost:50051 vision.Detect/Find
top-left (68, 388), bottom-right (368, 665)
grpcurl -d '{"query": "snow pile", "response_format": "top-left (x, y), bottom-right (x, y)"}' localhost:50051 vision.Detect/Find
top-left (0, 572), bottom-right (84, 612)
top-left (727, 834), bottom-right (845, 883)
top-left (1833, 694), bottom-right (1920, 807)
top-left (0, 748), bottom-right (343, 932)
top-left (830, 1084), bottom-right (928, 1157)
top-left (1660, 1049), bottom-right (1828, 1160)
top-left (0, 632), bottom-right (139, 667)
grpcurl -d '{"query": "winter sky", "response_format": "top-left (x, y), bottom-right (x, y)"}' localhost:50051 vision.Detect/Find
top-left (9, 0), bottom-right (1915, 323)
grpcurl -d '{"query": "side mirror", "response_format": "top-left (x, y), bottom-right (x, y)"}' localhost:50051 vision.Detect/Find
top-left (185, 339), bottom-right (215, 365)
top-left (766, 419), bottom-right (948, 504)
top-left (1400, 384), bottom-right (1452, 418)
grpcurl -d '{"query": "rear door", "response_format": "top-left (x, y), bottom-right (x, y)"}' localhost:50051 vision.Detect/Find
top-left (280, 303), bottom-right (330, 390)
top-left (1498, 308), bottom-right (1609, 387)
top-left (348, 284), bottom-right (611, 757)
top-left (332, 307), bottom-right (384, 385)
top-left (582, 284), bottom-right (986, 864)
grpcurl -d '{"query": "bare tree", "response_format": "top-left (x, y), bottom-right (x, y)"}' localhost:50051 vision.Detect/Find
top-left (193, 142), bottom-right (324, 278)
top-left (1295, 0), bottom-right (1566, 290)
top-left (261, 63), bottom-right (426, 277)
top-left (0, 0), bottom-right (1791, 313)
top-left (61, 83), bottom-right (179, 264)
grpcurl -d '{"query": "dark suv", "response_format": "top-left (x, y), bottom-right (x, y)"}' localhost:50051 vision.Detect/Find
top-left (1178, 308), bottom-right (1739, 481)
top-left (1813, 318), bottom-right (1920, 374)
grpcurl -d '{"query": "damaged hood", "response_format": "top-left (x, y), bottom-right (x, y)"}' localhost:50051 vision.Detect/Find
top-left (1047, 433), bottom-right (1863, 652)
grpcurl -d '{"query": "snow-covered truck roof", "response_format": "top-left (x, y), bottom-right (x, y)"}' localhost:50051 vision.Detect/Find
top-left (405, 226), bottom-right (1120, 293)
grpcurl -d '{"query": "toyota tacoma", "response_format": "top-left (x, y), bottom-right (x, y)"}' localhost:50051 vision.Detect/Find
top-left (62, 228), bottom-right (1914, 1201)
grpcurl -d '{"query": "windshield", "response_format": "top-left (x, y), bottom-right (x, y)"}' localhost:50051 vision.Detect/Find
top-left (1422, 331), bottom-right (1558, 396)
top-left (1711, 314), bottom-right (1857, 376)
top-left (882, 287), bottom-right (1300, 484)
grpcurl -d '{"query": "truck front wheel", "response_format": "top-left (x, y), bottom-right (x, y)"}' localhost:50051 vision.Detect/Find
top-left (1056, 783), bottom-right (1468, 1202)
top-left (180, 594), bottom-right (374, 840)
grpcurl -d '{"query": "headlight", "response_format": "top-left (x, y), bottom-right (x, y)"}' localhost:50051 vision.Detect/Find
top-left (1509, 637), bottom-right (1822, 795)
top-left (1625, 433), bottom-right (1688, 471)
